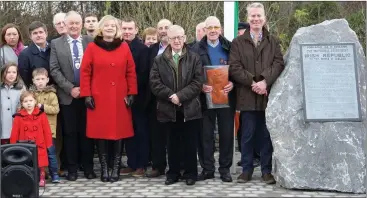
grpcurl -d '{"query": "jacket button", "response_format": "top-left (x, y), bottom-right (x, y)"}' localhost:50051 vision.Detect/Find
top-left (7, 108), bottom-right (10, 110)
top-left (111, 82), bottom-right (115, 86)
top-left (8, 97), bottom-right (10, 99)
top-left (256, 61), bottom-right (259, 64)
top-left (111, 63), bottom-right (115, 66)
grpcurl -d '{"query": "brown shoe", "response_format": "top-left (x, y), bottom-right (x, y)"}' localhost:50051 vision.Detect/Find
top-left (237, 172), bottom-right (252, 183)
top-left (145, 169), bottom-right (165, 178)
top-left (58, 170), bottom-right (67, 177)
top-left (132, 168), bottom-right (145, 177)
top-left (262, 173), bottom-right (276, 184)
top-left (120, 167), bottom-right (135, 175)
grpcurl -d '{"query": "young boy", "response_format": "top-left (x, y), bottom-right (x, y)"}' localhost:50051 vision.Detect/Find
top-left (30, 68), bottom-right (60, 183)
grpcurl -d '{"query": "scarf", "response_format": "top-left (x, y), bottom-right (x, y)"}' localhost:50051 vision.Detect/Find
top-left (13, 42), bottom-right (24, 56)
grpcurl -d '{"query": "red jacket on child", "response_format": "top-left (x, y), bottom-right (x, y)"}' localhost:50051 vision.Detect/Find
top-left (10, 107), bottom-right (53, 167)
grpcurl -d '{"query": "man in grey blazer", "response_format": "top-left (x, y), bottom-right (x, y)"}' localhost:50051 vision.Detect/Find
top-left (50, 10), bottom-right (95, 181)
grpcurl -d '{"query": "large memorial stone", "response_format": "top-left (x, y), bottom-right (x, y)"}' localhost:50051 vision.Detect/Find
top-left (266, 19), bottom-right (366, 193)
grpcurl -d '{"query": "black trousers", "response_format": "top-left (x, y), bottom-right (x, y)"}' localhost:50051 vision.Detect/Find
top-left (165, 112), bottom-right (200, 180)
top-left (125, 107), bottom-right (150, 169)
top-left (149, 104), bottom-right (167, 172)
top-left (60, 98), bottom-right (94, 173)
top-left (56, 107), bottom-right (67, 170)
top-left (198, 107), bottom-right (234, 174)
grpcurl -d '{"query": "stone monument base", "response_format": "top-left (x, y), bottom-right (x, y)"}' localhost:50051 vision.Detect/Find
top-left (266, 19), bottom-right (366, 193)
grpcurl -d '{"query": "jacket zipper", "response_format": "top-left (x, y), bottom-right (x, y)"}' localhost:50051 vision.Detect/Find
top-left (167, 59), bottom-right (178, 122)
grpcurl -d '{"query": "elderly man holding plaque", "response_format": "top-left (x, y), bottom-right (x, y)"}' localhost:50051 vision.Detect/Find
top-left (150, 25), bottom-right (203, 186)
top-left (191, 16), bottom-right (235, 183)
top-left (229, 2), bottom-right (284, 184)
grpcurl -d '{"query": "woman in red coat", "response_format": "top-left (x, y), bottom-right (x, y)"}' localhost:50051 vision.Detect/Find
top-left (80, 15), bottom-right (137, 183)
top-left (10, 91), bottom-right (53, 187)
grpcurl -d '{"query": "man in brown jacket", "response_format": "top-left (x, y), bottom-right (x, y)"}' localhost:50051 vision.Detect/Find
top-left (229, 2), bottom-right (285, 184)
top-left (150, 25), bottom-right (203, 186)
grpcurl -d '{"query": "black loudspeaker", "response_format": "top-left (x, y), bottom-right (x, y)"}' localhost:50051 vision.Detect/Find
top-left (1, 142), bottom-right (39, 198)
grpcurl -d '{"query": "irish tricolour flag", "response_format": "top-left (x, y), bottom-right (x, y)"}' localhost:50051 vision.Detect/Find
top-left (223, 1), bottom-right (239, 41)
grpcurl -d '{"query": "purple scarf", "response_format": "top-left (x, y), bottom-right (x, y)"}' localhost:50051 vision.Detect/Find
top-left (12, 42), bottom-right (24, 56)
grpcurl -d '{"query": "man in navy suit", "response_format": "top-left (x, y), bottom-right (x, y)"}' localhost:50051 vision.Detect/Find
top-left (18, 21), bottom-right (53, 87)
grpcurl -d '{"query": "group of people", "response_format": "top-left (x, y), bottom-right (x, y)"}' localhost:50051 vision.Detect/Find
top-left (0, 2), bottom-right (284, 187)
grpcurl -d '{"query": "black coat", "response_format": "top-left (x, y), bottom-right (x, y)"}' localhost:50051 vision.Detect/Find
top-left (149, 45), bottom-right (203, 122)
top-left (18, 43), bottom-right (53, 87)
top-left (191, 35), bottom-right (236, 110)
top-left (143, 42), bottom-right (161, 110)
top-left (128, 37), bottom-right (150, 111)
top-left (188, 40), bottom-right (198, 48)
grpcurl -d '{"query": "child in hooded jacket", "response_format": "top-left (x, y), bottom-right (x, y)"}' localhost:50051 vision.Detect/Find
top-left (29, 67), bottom-right (60, 183)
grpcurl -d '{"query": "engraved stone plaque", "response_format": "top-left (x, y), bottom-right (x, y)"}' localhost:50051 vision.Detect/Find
top-left (300, 43), bottom-right (361, 121)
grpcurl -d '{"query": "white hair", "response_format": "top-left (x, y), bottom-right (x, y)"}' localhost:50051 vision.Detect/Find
top-left (65, 11), bottom-right (82, 22)
top-left (157, 19), bottom-right (172, 28)
top-left (167, 25), bottom-right (185, 36)
top-left (204, 16), bottom-right (221, 27)
top-left (246, 2), bottom-right (266, 18)
top-left (53, 12), bottom-right (66, 25)
top-left (196, 22), bottom-right (206, 30)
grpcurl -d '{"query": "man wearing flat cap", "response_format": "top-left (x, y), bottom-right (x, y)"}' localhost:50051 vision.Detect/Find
top-left (237, 22), bottom-right (250, 36)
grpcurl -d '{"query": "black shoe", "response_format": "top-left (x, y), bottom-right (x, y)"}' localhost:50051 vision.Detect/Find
top-left (165, 178), bottom-right (178, 185)
top-left (197, 171), bottom-right (214, 181)
top-left (84, 171), bottom-right (97, 179)
top-left (79, 165), bottom-right (84, 172)
top-left (220, 173), bottom-right (232, 182)
top-left (186, 178), bottom-right (196, 185)
top-left (146, 169), bottom-right (165, 178)
top-left (66, 172), bottom-right (78, 181)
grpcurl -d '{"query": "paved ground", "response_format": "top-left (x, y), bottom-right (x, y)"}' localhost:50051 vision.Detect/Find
top-left (40, 152), bottom-right (366, 197)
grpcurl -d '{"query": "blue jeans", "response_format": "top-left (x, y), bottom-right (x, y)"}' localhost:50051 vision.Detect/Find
top-left (48, 139), bottom-right (59, 176)
top-left (240, 111), bottom-right (273, 175)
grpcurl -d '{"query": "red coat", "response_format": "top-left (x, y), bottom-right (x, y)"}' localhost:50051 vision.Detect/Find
top-left (80, 41), bottom-right (137, 140)
top-left (10, 107), bottom-right (53, 167)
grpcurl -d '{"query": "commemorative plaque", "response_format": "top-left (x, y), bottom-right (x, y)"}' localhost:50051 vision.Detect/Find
top-left (300, 43), bottom-right (361, 122)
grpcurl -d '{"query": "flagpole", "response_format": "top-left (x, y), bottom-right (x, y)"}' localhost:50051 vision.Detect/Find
top-left (224, 0), bottom-right (239, 175)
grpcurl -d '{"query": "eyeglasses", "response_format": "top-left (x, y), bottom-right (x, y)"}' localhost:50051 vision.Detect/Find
top-left (206, 26), bottom-right (221, 31)
top-left (169, 36), bottom-right (185, 41)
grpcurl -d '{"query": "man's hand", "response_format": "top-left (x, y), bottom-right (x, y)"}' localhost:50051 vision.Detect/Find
top-left (252, 80), bottom-right (267, 95)
top-left (169, 94), bottom-right (180, 105)
top-left (202, 84), bottom-right (213, 93)
top-left (71, 87), bottom-right (80, 98)
top-left (223, 81), bottom-right (233, 93)
top-left (37, 103), bottom-right (42, 108)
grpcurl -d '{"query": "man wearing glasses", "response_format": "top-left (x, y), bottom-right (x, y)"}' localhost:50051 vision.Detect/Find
top-left (191, 16), bottom-right (235, 183)
top-left (51, 12), bottom-right (67, 41)
top-left (150, 25), bottom-right (203, 185)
